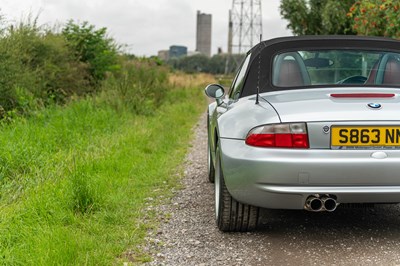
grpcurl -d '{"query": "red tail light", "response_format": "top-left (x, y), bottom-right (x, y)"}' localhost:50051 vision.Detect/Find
top-left (245, 123), bottom-right (309, 148)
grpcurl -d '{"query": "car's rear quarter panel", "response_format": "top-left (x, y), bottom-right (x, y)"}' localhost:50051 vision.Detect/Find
top-left (216, 96), bottom-right (280, 140)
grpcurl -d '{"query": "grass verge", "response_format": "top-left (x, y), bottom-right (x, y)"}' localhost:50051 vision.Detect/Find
top-left (0, 83), bottom-right (207, 265)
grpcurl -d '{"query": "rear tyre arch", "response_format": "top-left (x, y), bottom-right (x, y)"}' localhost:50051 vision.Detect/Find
top-left (207, 115), bottom-right (215, 183)
top-left (207, 144), bottom-right (215, 183)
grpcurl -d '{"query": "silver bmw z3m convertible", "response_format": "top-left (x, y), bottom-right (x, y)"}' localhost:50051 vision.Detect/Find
top-left (205, 35), bottom-right (400, 232)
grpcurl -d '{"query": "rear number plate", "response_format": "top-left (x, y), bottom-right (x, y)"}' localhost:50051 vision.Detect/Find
top-left (331, 126), bottom-right (400, 147)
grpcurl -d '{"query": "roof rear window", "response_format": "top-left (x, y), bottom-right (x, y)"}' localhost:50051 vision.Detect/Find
top-left (272, 50), bottom-right (400, 87)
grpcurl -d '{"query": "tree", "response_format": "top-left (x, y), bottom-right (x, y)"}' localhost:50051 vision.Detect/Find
top-left (280, 0), bottom-right (356, 35)
top-left (62, 20), bottom-right (119, 84)
top-left (321, 0), bottom-right (357, 34)
top-left (347, 0), bottom-right (400, 38)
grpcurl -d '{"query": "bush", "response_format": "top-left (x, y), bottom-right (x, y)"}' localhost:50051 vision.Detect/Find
top-left (0, 16), bottom-right (171, 119)
top-left (62, 20), bottom-right (119, 85)
top-left (0, 19), bottom-right (90, 112)
top-left (348, 0), bottom-right (400, 38)
top-left (29, 32), bottom-right (91, 102)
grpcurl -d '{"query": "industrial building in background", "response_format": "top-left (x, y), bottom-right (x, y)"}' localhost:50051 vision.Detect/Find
top-left (169, 45), bottom-right (188, 59)
top-left (228, 0), bottom-right (263, 55)
top-left (157, 50), bottom-right (169, 61)
top-left (196, 11), bottom-right (212, 57)
top-left (157, 45), bottom-right (187, 61)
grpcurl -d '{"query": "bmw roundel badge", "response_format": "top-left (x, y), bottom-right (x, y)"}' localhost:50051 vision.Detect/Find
top-left (367, 103), bottom-right (382, 109)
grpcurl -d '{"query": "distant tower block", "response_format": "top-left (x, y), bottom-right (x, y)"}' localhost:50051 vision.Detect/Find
top-left (228, 0), bottom-right (263, 54)
top-left (196, 11), bottom-right (212, 57)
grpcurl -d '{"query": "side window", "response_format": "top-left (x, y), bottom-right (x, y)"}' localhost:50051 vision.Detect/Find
top-left (229, 53), bottom-right (251, 100)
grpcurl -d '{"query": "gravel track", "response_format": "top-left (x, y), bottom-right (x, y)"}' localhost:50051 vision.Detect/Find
top-left (143, 111), bottom-right (400, 265)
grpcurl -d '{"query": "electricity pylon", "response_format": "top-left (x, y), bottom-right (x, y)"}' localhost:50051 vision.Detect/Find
top-left (228, 0), bottom-right (263, 55)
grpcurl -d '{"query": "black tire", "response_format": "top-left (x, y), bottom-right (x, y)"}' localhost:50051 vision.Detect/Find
top-left (215, 147), bottom-right (259, 232)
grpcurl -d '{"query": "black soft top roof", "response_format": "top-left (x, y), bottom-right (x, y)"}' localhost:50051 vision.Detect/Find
top-left (241, 35), bottom-right (400, 97)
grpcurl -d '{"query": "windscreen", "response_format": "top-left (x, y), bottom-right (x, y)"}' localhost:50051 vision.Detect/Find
top-left (272, 50), bottom-right (400, 87)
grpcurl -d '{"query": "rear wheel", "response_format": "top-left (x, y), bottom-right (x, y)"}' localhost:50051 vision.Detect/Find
top-left (215, 146), bottom-right (259, 232)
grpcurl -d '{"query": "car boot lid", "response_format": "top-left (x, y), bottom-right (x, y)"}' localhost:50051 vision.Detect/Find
top-left (261, 87), bottom-right (400, 123)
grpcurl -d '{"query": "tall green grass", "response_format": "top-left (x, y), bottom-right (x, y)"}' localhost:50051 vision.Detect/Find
top-left (0, 14), bottom-right (212, 264)
top-left (100, 58), bottom-right (169, 115)
top-left (0, 84), bottom-right (206, 264)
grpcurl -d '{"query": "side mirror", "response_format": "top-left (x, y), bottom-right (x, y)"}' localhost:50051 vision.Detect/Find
top-left (205, 84), bottom-right (225, 99)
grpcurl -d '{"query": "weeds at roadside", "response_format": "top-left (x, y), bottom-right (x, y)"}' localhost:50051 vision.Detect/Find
top-left (0, 74), bottom-right (212, 264)
top-left (0, 13), bottom-right (215, 265)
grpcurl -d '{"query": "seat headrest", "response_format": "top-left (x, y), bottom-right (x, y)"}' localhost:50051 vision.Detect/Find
top-left (276, 60), bottom-right (305, 87)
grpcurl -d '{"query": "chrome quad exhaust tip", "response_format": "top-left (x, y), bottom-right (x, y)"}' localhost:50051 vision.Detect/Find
top-left (305, 195), bottom-right (323, 212)
top-left (304, 194), bottom-right (338, 212)
top-left (321, 196), bottom-right (338, 212)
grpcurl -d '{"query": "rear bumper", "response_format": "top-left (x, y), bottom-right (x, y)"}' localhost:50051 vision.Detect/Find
top-left (220, 138), bottom-right (400, 210)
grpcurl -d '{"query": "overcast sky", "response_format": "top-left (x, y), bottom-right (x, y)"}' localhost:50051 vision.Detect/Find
top-left (2, 0), bottom-right (292, 56)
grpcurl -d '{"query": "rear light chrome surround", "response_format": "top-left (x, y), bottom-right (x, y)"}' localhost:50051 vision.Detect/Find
top-left (245, 123), bottom-right (309, 148)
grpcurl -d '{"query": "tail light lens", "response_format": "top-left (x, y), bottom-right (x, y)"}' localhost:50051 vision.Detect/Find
top-left (245, 123), bottom-right (309, 148)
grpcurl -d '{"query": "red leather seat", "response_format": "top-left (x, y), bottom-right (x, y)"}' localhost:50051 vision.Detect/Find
top-left (367, 55), bottom-right (400, 85)
top-left (382, 57), bottom-right (400, 85)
